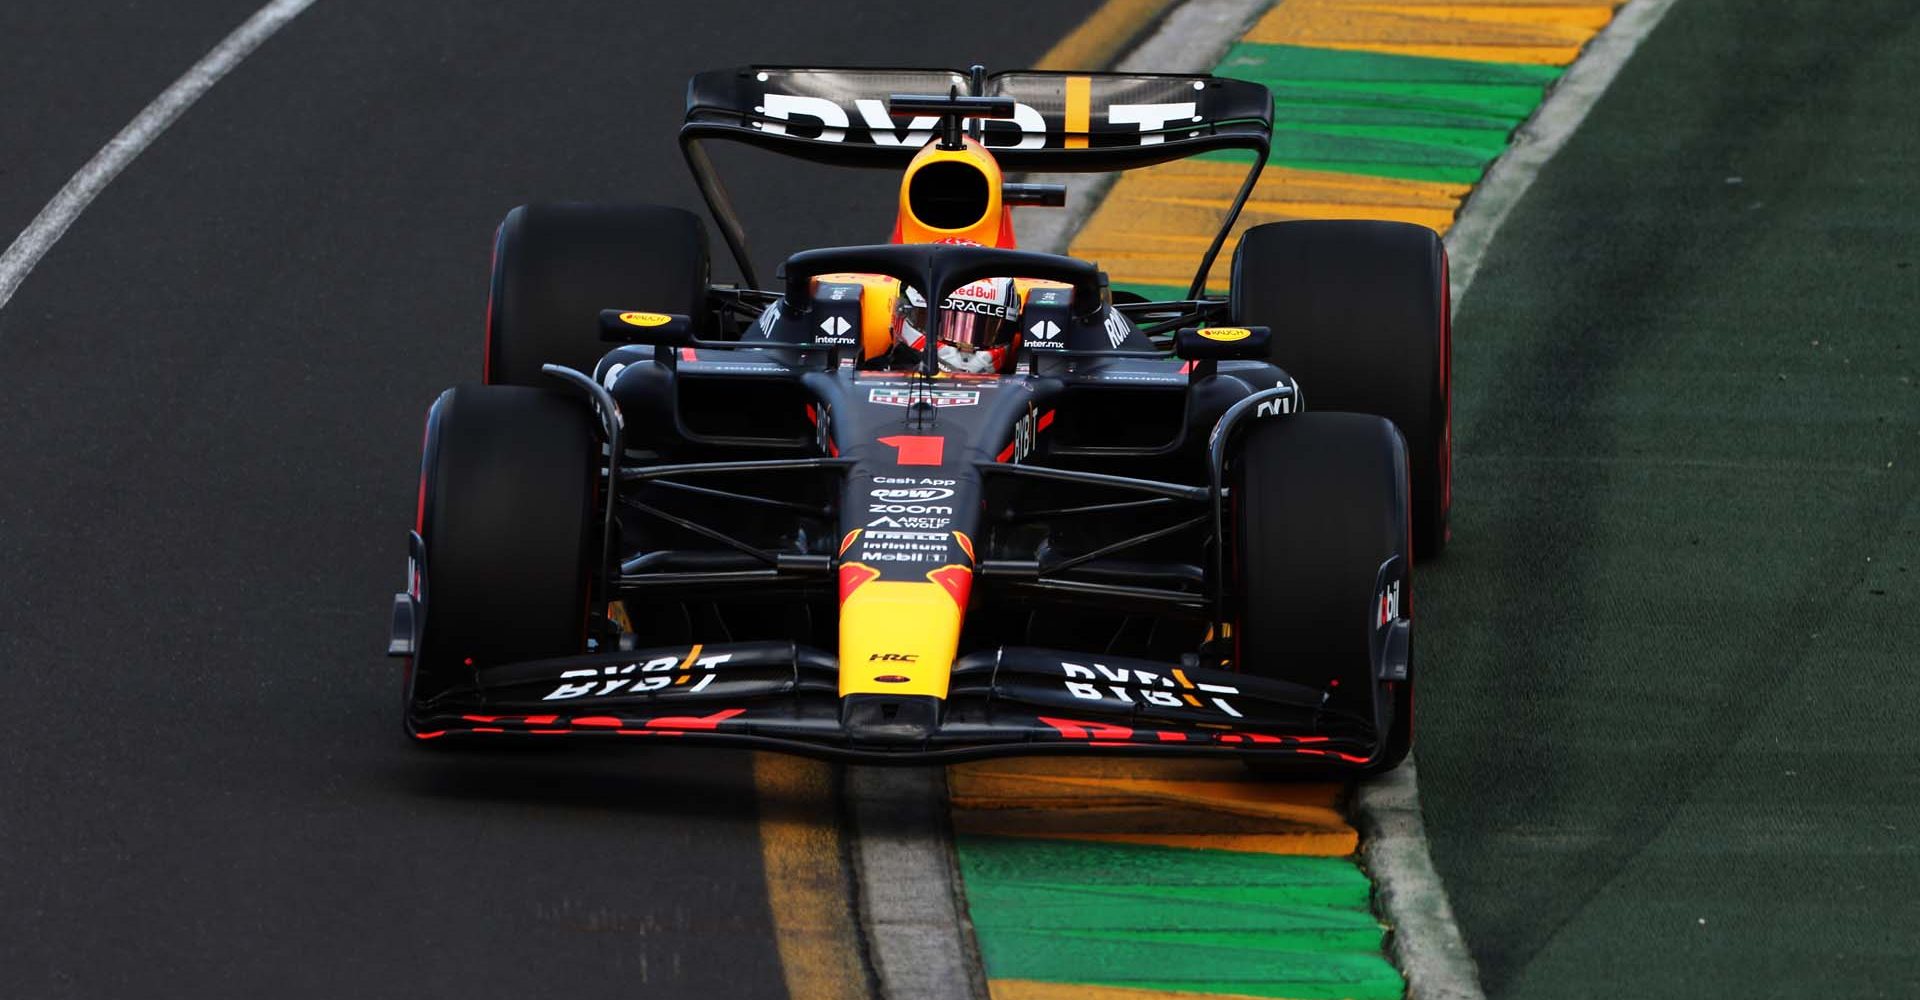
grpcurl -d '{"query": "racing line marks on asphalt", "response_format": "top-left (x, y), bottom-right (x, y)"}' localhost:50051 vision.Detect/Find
top-left (0, 0), bottom-right (320, 317)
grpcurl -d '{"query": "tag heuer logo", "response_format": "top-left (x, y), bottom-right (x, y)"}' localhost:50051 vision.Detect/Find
top-left (868, 388), bottom-right (980, 408)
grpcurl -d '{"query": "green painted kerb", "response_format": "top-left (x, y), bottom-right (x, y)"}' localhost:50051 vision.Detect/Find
top-left (956, 836), bottom-right (1402, 1000)
top-left (1211, 43), bottom-right (1562, 184)
top-left (1105, 45), bottom-right (1566, 300)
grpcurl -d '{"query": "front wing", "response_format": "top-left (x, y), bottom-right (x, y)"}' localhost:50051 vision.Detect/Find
top-left (407, 641), bottom-right (1381, 767)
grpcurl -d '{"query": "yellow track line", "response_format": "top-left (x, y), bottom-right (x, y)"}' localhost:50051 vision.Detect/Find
top-left (1035, 0), bottom-right (1181, 70)
top-left (755, 754), bottom-right (872, 1000)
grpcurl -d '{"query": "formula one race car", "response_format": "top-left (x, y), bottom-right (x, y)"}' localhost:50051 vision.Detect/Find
top-left (388, 66), bottom-right (1451, 772)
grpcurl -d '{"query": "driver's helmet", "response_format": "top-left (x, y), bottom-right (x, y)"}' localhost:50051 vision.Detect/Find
top-left (893, 275), bottom-right (1021, 373)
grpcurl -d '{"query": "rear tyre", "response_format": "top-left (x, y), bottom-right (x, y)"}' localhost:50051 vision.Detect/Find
top-left (485, 203), bottom-right (709, 387)
top-left (411, 385), bottom-right (597, 706)
top-left (1231, 220), bottom-right (1450, 559)
top-left (1233, 412), bottom-right (1414, 773)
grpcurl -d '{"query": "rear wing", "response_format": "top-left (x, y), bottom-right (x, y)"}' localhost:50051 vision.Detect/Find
top-left (684, 66), bottom-right (1272, 167)
top-left (679, 66), bottom-right (1274, 293)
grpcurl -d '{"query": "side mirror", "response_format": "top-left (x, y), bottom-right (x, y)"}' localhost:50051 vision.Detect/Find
top-left (599, 310), bottom-right (694, 345)
top-left (1003, 183), bottom-right (1066, 207)
top-left (1174, 325), bottom-right (1271, 361)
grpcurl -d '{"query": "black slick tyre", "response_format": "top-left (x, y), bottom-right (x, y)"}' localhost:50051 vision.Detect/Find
top-left (1231, 219), bottom-right (1450, 559)
top-left (484, 203), bottom-right (709, 387)
top-left (411, 385), bottom-right (597, 706)
top-left (1233, 411), bottom-right (1414, 773)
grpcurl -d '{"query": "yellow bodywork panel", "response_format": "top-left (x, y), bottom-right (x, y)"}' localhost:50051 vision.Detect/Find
top-left (839, 578), bottom-right (966, 699)
top-left (812, 272), bottom-right (900, 361)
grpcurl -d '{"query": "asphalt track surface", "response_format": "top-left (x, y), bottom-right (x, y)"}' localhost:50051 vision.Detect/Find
top-left (0, 3), bottom-right (1099, 996)
top-left (1418, 1), bottom-right (1920, 997)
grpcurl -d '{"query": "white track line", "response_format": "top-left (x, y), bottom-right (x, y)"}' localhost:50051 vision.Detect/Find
top-left (1354, 2), bottom-right (1683, 999)
top-left (0, 0), bottom-right (320, 316)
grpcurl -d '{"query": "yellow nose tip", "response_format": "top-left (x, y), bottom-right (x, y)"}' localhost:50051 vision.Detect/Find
top-left (838, 571), bottom-right (970, 699)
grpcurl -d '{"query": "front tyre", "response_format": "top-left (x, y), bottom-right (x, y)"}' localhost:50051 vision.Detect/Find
top-left (1233, 411), bottom-right (1414, 773)
top-left (409, 385), bottom-right (597, 709)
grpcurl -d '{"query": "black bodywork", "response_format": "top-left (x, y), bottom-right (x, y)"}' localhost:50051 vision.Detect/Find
top-left (391, 69), bottom-right (1411, 768)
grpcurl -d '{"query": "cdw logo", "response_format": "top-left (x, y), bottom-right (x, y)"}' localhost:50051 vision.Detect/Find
top-left (872, 488), bottom-right (955, 502)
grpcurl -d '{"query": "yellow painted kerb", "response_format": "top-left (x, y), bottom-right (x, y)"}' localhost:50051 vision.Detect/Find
top-left (1243, 0), bottom-right (1627, 66)
top-left (755, 754), bottom-right (872, 1000)
top-left (950, 759), bottom-right (1360, 856)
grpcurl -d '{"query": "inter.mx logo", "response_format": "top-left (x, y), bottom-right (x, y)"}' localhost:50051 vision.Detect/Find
top-left (868, 388), bottom-right (979, 407)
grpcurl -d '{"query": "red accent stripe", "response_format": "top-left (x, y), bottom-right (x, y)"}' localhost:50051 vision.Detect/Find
top-left (1035, 717), bottom-right (1132, 741)
top-left (1440, 250), bottom-right (1453, 531)
top-left (413, 413), bottom-right (431, 535)
top-left (644, 708), bottom-right (746, 731)
top-left (927, 565), bottom-right (973, 609)
top-left (1037, 717), bottom-right (1085, 739)
top-left (839, 562), bottom-right (882, 603)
